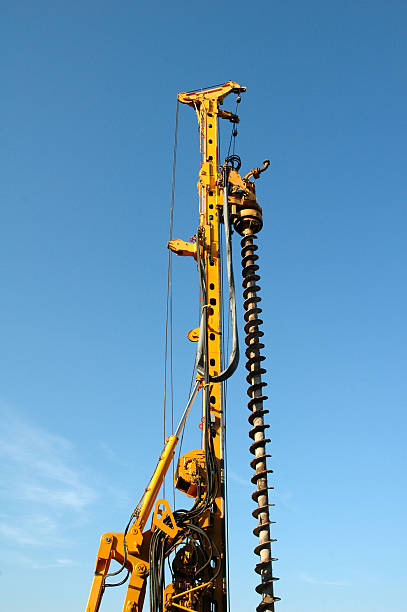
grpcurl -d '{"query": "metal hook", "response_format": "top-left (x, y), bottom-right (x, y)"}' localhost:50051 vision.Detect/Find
top-left (243, 159), bottom-right (271, 181)
top-left (259, 159), bottom-right (270, 174)
top-left (252, 159), bottom-right (270, 179)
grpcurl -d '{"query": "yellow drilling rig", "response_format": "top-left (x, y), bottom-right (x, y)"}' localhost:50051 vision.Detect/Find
top-left (85, 81), bottom-right (278, 612)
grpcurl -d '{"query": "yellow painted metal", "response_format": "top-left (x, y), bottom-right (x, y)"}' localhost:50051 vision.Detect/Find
top-left (174, 447), bottom-right (205, 497)
top-left (86, 535), bottom-right (113, 612)
top-left (85, 376), bottom-right (202, 611)
top-left (187, 327), bottom-right (200, 342)
top-left (178, 80), bottom-right (245, 108)
top-left (137, 434), bottom-right (178, 531)
top-left (167, 238), bottom-right (197, 259)
top-left (176, 80), bottom-right (246, 611)
top-left (171, 581), bottom-right (212, 600)
top-left (86, 432), bottom-right (185, 611)
top-left (85, 532), bottom-right (150, 612)
top-left (151, 498), bottom-right (178, 537)
top-left (86, 81), bottom-right (245, 612)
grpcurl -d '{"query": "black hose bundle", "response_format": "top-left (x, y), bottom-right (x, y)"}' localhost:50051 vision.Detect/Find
top-left (149, 174), bottom-right (239, 609)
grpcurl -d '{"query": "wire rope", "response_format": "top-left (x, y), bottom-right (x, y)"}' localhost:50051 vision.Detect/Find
top-left (226, 96), bottom-right (240, 158)
top-left (163, 98), bottom-right (179, 499)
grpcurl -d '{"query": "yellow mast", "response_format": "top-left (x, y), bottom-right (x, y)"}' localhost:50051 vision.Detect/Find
top-left (170, 81), bottom-right (277, 612)
top-left (84, 80), bottom-right (276, 612)
top-left (168, 80), bottom-right (245, 611)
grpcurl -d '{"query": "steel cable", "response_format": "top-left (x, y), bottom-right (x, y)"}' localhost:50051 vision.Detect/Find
top-left (163, 99), bottom-right (179, 499)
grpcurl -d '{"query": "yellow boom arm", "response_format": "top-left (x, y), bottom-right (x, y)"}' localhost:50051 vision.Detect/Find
top-left (85, 383), bottom-right (200, 612)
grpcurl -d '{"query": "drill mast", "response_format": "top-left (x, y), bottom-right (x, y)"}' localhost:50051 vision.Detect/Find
top-left (85, 81), bottom-right (277, 612)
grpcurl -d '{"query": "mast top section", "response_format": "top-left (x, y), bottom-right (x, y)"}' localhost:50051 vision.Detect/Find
top-left (178, 80), bottom-right (246, 109)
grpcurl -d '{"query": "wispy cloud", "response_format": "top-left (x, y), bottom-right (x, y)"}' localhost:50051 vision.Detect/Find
top-left (299, 572), bottom-right (350, 587)
top-left (0, 514), bottom-right (61, 547)
top-left (228, 470), bottom-right (250, 487)
top-left (98, 440), bottom-right (130, 467)
top-left (279, 489), bottom-right (297, 511)
top-left (7, 553), bottom-right (78, 570)
top-left (0, 405), bottom-right (97, 550)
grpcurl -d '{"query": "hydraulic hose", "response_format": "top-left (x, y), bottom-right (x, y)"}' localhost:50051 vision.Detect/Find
top-left (194, 165), bottom-right (239, 383)
top-left (210, 165), bottom-right (239, 382)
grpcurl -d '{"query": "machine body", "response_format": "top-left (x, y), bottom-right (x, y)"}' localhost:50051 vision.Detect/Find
top-left (85, 81), bottom-right (277, 612)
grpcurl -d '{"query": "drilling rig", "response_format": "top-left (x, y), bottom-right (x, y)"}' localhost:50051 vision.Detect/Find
top-left (85, 81), bottom-right (278, 612)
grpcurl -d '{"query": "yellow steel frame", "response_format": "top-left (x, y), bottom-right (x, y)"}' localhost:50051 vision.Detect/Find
top-left (85, 434), bottom-right (180, 612)
top-left (175, 80), bottom-right (246, 610)
top-left (85, 81), bottom-right (245, 612)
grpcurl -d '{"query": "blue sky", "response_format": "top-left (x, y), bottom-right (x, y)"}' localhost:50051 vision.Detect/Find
top-left (1, 1), bottom-right (406, 611)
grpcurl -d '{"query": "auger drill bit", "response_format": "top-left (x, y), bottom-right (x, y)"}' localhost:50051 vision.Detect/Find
top-left (230, 158), bottom-right (279, 612)
top-left (241, 230), bottom-right (279, 612)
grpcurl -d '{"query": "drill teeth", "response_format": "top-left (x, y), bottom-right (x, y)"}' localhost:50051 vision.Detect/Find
top-left (241, 232), bottom-right (278, 611)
